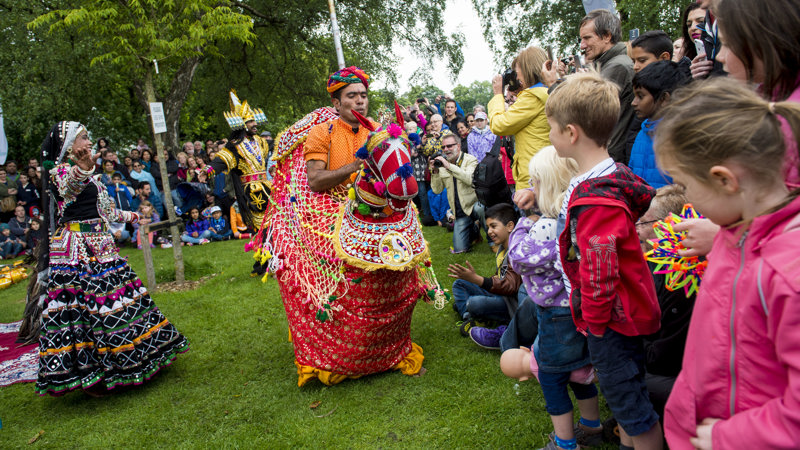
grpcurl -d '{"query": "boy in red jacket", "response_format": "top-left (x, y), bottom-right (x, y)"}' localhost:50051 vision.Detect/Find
top-left (546, 72), bottom-right (662, 450)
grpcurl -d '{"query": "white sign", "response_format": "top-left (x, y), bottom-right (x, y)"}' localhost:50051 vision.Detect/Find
top-left (149, 102), bottom-right (167, 134)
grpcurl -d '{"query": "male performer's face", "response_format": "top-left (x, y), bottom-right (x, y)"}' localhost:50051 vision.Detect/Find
top-left (245, 120), bottom-right (258, 136)
top-left (332, 83), bottom-right (368, 126)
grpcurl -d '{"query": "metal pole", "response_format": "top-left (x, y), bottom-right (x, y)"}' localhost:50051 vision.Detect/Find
top-left (327, 0), bottom-right (346, 69)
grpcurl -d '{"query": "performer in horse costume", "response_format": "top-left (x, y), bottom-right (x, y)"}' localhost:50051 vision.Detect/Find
top-left (255, 67), bottom-right (445, 386)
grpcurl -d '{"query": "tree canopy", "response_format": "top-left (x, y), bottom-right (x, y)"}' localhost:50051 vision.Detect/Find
top-left (473, 0), bottom-right (685, 63)
top-left (0, 0), bottom-right (463, 161)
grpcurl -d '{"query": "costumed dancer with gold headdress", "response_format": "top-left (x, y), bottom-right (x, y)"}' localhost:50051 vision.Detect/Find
top-left (18, 121), bottom-right (188, 396)
top-left (256, 67), bottom-right (446, 387)
top-left (208, 92), bottom-right (270, 272)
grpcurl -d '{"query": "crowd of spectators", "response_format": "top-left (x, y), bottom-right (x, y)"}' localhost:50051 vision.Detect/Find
top-left (0, 132), bottom-right (277, 254)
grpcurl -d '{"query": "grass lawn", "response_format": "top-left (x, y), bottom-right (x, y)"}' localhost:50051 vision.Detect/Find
top-left (0, 225), bottom-right (615, 448)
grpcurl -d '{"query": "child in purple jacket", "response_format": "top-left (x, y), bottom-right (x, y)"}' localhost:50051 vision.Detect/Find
top-left (180, 207), bottom-right (210, 245)
top-left (504, 146), bottom-right (601, 450)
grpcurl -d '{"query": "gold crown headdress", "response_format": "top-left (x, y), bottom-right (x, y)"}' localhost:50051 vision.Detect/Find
top-left (224, 90), bottom-right (267, 130)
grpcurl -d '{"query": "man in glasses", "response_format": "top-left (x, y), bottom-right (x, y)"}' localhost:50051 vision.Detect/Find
top-left (429, 132), bottom-right (482, 254)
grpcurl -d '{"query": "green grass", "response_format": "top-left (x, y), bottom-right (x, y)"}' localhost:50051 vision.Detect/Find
top-left (0, 226), bottom-right (614, 448)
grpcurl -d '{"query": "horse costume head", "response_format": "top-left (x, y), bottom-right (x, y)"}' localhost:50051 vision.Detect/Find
top-left (351, 103), bottom-right (418, 213)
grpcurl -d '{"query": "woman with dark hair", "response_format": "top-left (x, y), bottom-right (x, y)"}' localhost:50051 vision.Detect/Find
top-left (455, 120), bottom-right (470, 155)
top-left (140, 148), bottom-right (153, 172)
top-left (679, 2), bottom-right (706, 62)
top-left (18, 121), bottom-right (188, 396)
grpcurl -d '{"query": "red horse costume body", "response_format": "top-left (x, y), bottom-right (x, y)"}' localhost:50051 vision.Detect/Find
top-left (257, 105), bottom-right (443, 386)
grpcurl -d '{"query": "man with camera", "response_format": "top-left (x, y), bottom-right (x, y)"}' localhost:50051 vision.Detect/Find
top-left (429, 132), bottom-right (481, 254)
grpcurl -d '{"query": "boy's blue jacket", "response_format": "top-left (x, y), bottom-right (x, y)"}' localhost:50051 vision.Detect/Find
top-left (628, 119), bottom-right (672, 188)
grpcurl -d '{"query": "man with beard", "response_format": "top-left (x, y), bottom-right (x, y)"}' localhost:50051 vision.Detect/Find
top-left (209, 91), bottom-right (270, 258)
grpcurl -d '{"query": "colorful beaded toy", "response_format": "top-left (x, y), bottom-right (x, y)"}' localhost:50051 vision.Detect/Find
top-left (644, 203), bottom-right (708, 297)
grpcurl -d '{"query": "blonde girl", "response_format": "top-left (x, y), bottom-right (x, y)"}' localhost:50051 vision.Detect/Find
top-left (654, 78), bottom-right (800, 449)
top-left (505, 146), bottom-right (600, 450)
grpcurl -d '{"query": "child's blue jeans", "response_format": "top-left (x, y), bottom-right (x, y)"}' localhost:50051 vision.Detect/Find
top-left (209, 229), bottom-right (232, 241)
top-left (451, 278), bottom-right (509, 321)
top-left (0, 241), bottom-right (21, 258)
top-left (181, 230), bottom-right (211, 244)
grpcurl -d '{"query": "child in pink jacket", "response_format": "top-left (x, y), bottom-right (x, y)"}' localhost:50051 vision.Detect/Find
top-left (654, 79), bottom-right (800, 449)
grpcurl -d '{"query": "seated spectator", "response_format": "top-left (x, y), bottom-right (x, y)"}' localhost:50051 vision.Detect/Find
top-left (0, 223), bottom-right (22, 259)
top-left (467, 112), bottom-right (497, 162)
top-left (206, 206), bottom-right (232, 241)
top-left (15, 173), bottom-right (40, 209)
top-left (136, 138), bottom-right (150, 152)
top-left (428, 187), bottom-right (450, 229)
top-left (0, 167), bottom-right (18, 221)
top-left (129, 160), bottom-right (161, 198)
top-left (140, 149), bottom-right (154, 172)
top-left (185, 157), bottom-right (198, 182)
top-left (180, 207), bottom-right (211, 245)
top-left (26, 217), bottom-right (43, 253)
top-left (629, 60), bottom-right (689, 188)
top-left (4, 161), bottom-right (20, 184)
top-left (175, 151), bottom-right (190, 181)
top-left (108, 173), bottom-right (133, 211)
top-left (25, 166), bottom-right (41, 190)
top-left (108, 221), bottom-right (132, 247)
top-left (99, 160), bottom-right (120, 186)
top-left (429, 133), bottom-right (482, 253)
top-left (230, 202), bottom-right (253, 239)
top-left (130, 180), bottom-right (164, 218)
top-left (449, 203), bottom-right (521, 336)
top-left (8, 205), bottom-right (30, 252)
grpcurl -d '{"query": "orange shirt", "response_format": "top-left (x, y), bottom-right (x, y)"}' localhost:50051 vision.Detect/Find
top-left (303, 118), bottom-right (374, 172)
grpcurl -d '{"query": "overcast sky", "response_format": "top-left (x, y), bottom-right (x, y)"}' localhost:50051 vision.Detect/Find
top-left (371, 0), bottom-right (500, 96)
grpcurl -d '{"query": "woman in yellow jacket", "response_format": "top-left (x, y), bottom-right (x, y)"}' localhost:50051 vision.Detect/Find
top-left (488, 46), bottom-right (551, 192)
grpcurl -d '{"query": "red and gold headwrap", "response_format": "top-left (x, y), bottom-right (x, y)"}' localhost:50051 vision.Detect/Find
top-left (326, 66), bottom-right (370, 94)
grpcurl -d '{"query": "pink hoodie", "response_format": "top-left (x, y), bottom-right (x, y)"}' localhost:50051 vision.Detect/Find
top-left (664, 195), bottom-right (800, 449)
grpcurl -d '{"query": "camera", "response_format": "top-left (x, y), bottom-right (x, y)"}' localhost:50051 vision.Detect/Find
top-left (417, 97), bottom-right (426, 104)
top-left (502, 67), bottom-right (521, 92)
top-left (431, 151), bottom-right (445, 168)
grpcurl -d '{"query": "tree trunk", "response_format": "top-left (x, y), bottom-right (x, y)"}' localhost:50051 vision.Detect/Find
top-left (132, 56), bottom-right (201, 154)
top-left (141, 68), bottom-right (185, 282)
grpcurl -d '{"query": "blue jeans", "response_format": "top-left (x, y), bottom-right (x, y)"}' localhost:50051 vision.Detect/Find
top-left (209, 229), bottom-right (232, 241)
top-left (181, 229), bottom-right (211, 244)
top-left (500, 285), bottom-right (538, 352)
top-left (0, 241), bottom-right (22, 258)
top-left (534, 305), bottom-right (590, 372)
top-left (587, 328), bottom-right (660, 436)
top-left (452, 203), bottom-right (483, 253)
top-left (538, 370), bottom-right (598, 416)
top-left (451, 279), bottom-right (510, 321)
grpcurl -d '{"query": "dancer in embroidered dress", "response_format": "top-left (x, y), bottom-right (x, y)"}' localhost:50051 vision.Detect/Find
top-left (18, 121), bottom-right (188, 396)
